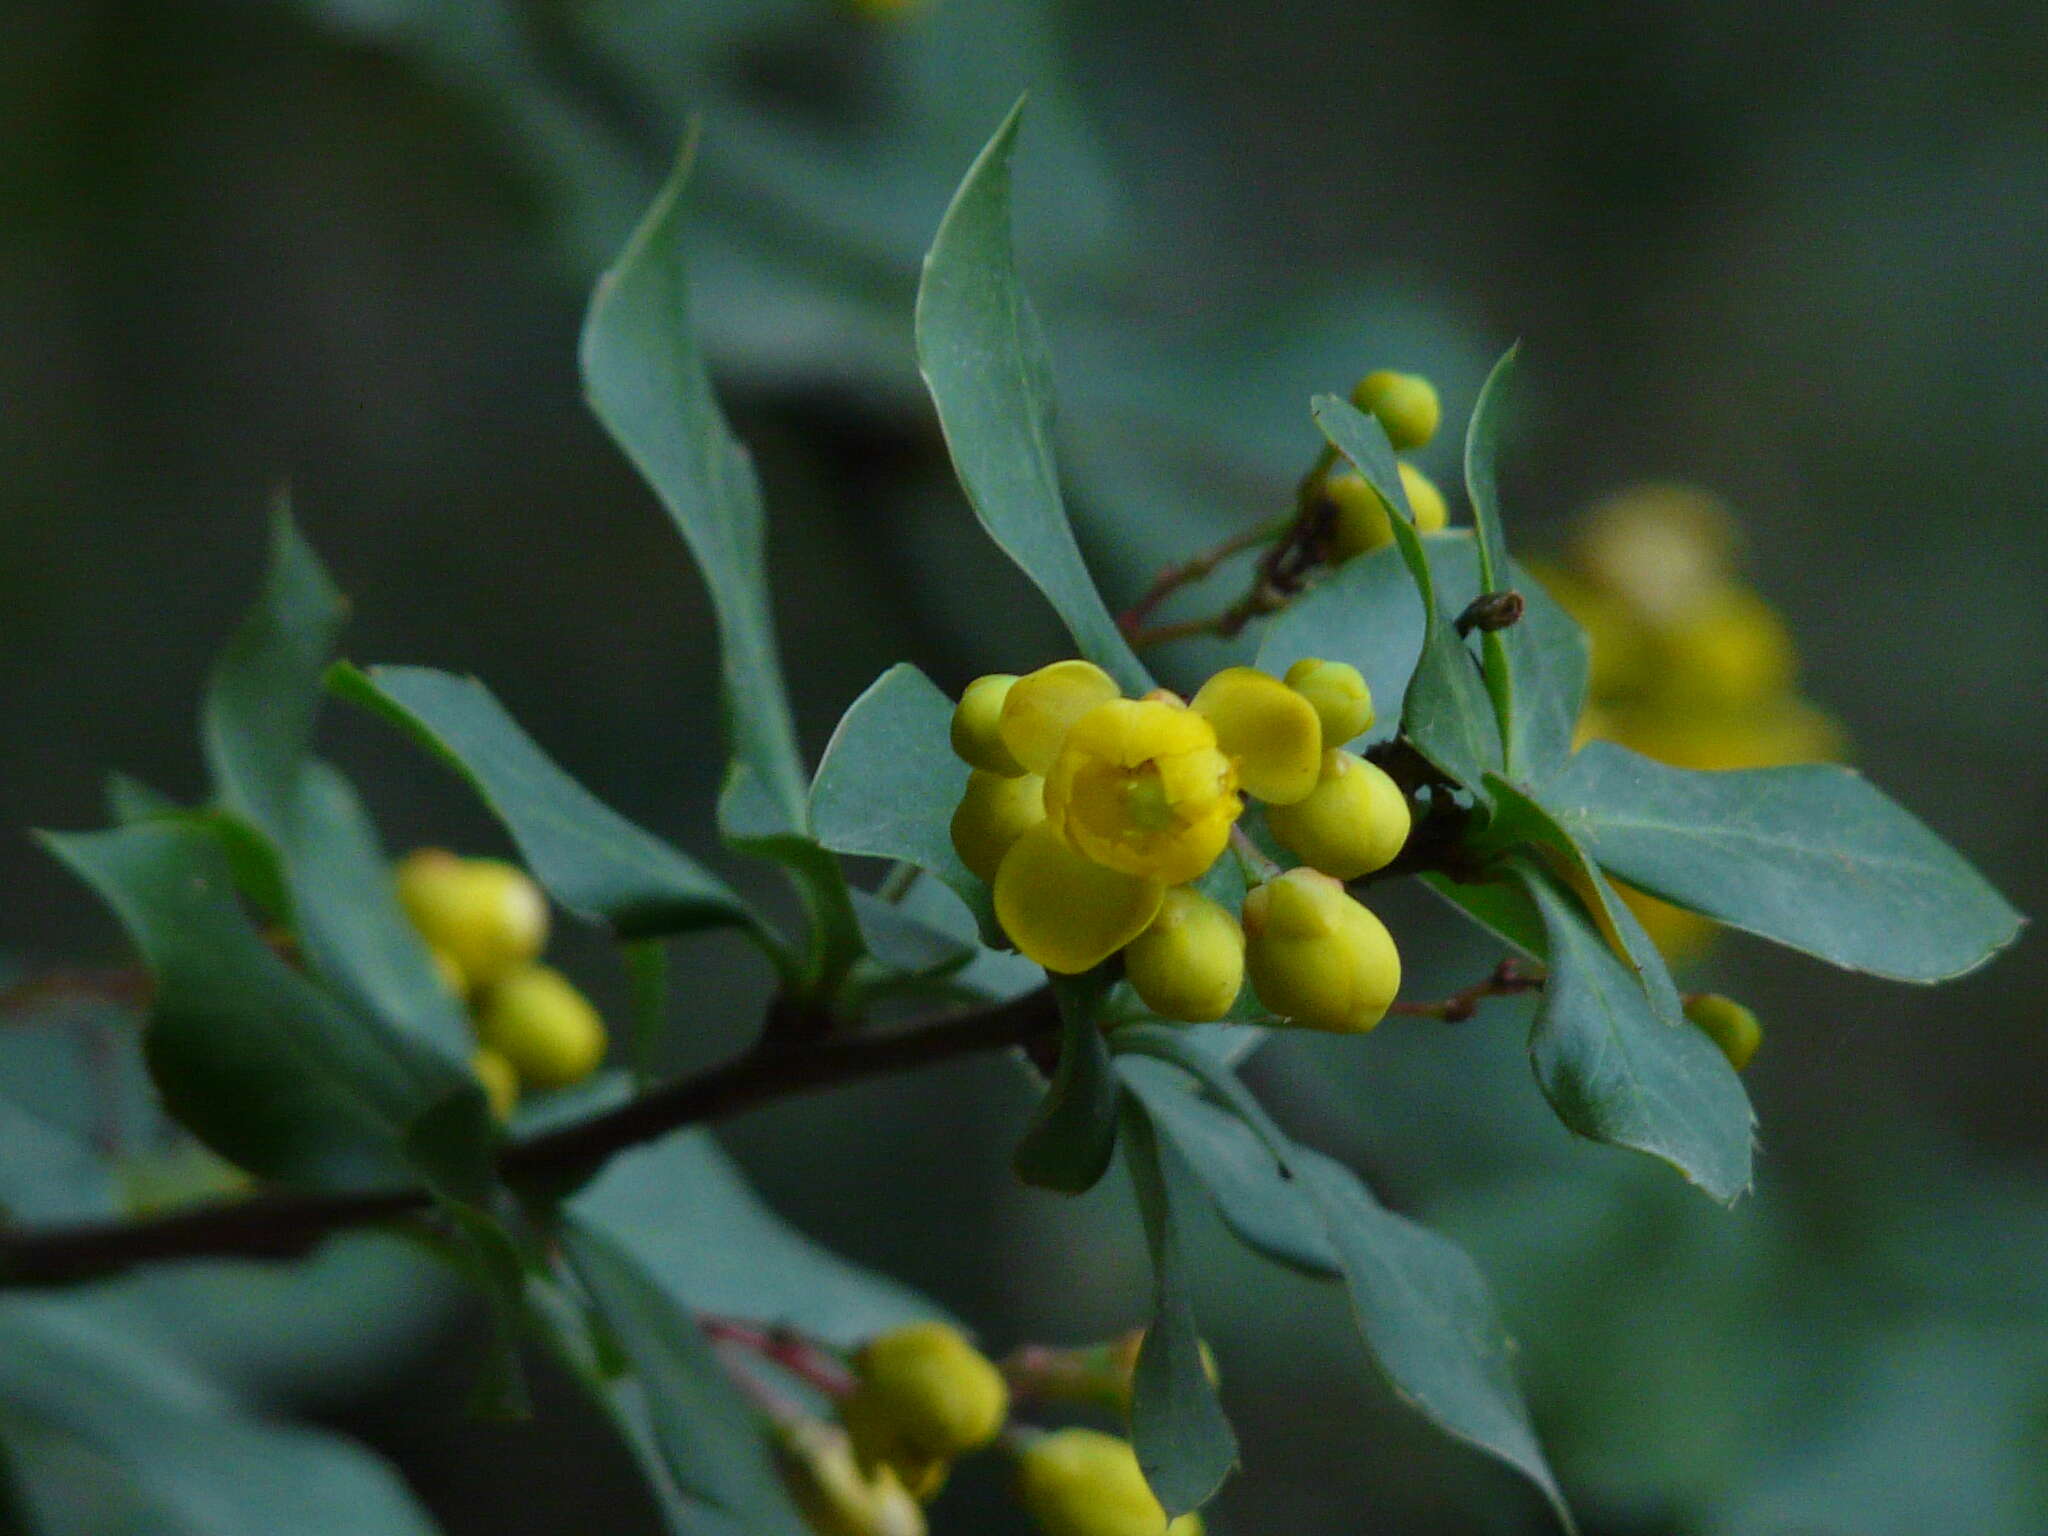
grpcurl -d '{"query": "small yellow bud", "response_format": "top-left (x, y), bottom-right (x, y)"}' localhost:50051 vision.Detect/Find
top-left (1283, 658), bottom-right (1374, 746)
top-left (1187, 667), bottom-right (1322, 806)
top-left (1014, 1428), bottom-right (1204, 1536)
top-left (999, 661), bottom-right (1121, 777)
top-left (395, 850), bottom-right (549, 990)
top-left (1684, 993), bottom-right (1762, 1071)
top-left (951, 674), bottom-right (1027, 776)
top-left (951, 770), bottom-right (1047, 884)
top-left (1264, 750), bottom-right (1412, 880)
top-left (841, 1323), bottom-right (1008, 1480)
top-left (779, 1419), bottom-right (927, 1536)
top-left (471, 1048), bottom-right (519, 1122)
top-left (1242, 869), bottom-right (1401, 1033)
top-left (474, 964), bottom-right (607, 1089)
top-left (1043, 699), bottom-right (1240, 885)
top-left (1350, 370), bottom-right (1441, 451)
top-left (1123, 887), bottom-right (1245, 1023)
top-left (1326, 462), bottom-right (1447, 561)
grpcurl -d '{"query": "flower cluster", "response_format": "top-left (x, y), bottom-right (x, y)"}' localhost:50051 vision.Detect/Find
top-left (1325, 369), bottom-right (1450, 560)
top-left (777, 1321), bottom-right (1205, 1536)
top-left (393, 849), bottom-right (607, 1116)
top-left (948, 658), bottom-right (1412, 1032)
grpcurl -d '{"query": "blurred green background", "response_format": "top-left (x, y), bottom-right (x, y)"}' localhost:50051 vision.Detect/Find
top-left (3, 0), bottom-right (2044, 1532)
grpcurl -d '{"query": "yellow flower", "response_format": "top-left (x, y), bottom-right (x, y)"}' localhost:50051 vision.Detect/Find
top-left (951, 674), bottom-right (1026, 776)
top-left (1123, 886), bottom-right (1245, 1023)
top-left (1650, 584), bottom-right (1795, 713)
top-left (951, 770), bottom-right (1047, 884)
top-left (395, 849), bottom-right (549, 990)
top-left (779, 1418), bottom-right (926, 1536)
top-left (999, 660), bottom-right (1121, 776)
top-left (1350, 369), bottom-right (1441, 451)
top-left (994, 823), bottom-right (1164, 974)
top-left (1188, 668), bottom-right (1322, 805)
top-left (1684, 993), bottom-right (1763, 1071)
top-left (1014, 1428), bottom-right (1203, 1536)
top-left (1283, 657), bottom-right (1374, 747)
top-left (1243, 869), bottom-right (1401, 1033)
top-left (474, 964), bottom-right (607, 1089)
top-left (1265, 750), bottom-right (1412, 880)
top-left (1042, 698), bottom-right (1240, 884)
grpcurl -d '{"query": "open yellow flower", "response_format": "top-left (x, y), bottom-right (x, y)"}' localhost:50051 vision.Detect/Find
top-left (1043, 697), bottom-right (1240, 884)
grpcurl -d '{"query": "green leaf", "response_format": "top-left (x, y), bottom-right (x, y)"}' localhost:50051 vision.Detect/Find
top-left (1497, 568), bottom-right (1591, 777)
top-left (1012, 973), bottom-right (1122, 1194)
top-left (285, 762), bottom-right (473, 1067)
top-left (1120, 1100), bottom-right (1238, 1517)
top-left (200, 504), bottom-right (348, 845)
top-left (915, 103), bottom-right (1150, 695)
top-left (0, 1098), bottom-right (118, 1226)
top-left (1421, 872), bottom-right (1548, 962)
top-left (332, 664), bottom-right (757, 943)
top-left (1115, 1054), bottom-right (1336, 1276)
top-left (0, 1297), bottom-right (440, 1536)
top-left (810, 663), bottom-right (993, 934)
top-left (1515, 859), bottom-right (1755, 1202)
top-left (557, 1220), bottom-right (809, 1536)
top-left (570, 1128), bottom-right (946, 1349)
top-left (1538, 741), bottom-right (2024, 982)
top-left (41, 822), bottom-right (432, 1191)
top-left (581, 132), bottom-right (810, 843)
top-left (1311, 395), bottom-right (1500, 799)
top-left (1297, 1148), bottom-right (1572, 1530)
top-left (1462, 344), bottom-right (1522, 766)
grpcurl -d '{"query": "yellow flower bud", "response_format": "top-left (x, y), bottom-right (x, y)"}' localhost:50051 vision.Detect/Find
top-left (1264, 750), bottom-right (1412, 880)
top-left (999, 660), bottom-right (1121, 776)
top-left (1242, 869), bottom-right (1401, 1033)
top-left (1123, 886), bottom-right (1245, 1023)
top-left (1350, 369), bottom-right (1441, 451)
top-left (951, 770), bottom-right (1047, 884)
top-left (1684, 993), bottom-right (1762, 1071)
top-left (474, 964), bottom-right (607, 1089)
top-left (1043, 699), bottom-right (1240, 885)
top-left (471, 1048), bottom-right (519, 1122)
top-left (951, 674), bottom-right (1027, 776)
top-left (1283, 658), bottom-right (1374, 746)
top-left (1326, 462), bottom-right (1447, 561)
top-left (1188, 668), bottom-right (1322, 806)
top-left (1014, 1428), bottom-right (1204, 1536)
top-left (395, 850), bottom-right (549, 990)
top-left (843, 1323), bottom-right (1008, 1472)
top-left (779, 1419), bottom-right (927, 1536)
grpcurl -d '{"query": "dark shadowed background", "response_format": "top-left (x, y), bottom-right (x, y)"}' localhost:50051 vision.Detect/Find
top-left (4, 1), bottom-right (2044, 1532)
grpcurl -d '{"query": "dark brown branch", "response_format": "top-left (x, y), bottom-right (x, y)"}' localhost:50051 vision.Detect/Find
top-left (0, 986), bottom-right (1060, 1288)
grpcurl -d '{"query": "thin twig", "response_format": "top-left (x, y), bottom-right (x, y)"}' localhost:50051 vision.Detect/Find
top-left (701, 1315), bottom-right (856, 1398)
top-left (1386, 959), bottom-right (1544, 1022)
top-left (1116, 521), bottom-right (1280, 641)
top-left (0, 986), bottom-right (1061, 1288)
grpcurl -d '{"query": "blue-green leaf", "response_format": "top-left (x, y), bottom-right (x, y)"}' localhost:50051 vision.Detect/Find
top-left (1311, 395), bottom-right (1500, 799)
top-left (1515, 859), bottom-right (1755, 1202)
top-left (810, 663), bottom-right (991, 932)
top-left (559, 1220), bottom-right (809, 1536)
top-left (1120, 1100), bottom-right (1238, 1517)
top-left (40, 822), bottom-right (436, 1191)
top-left (582, 133), bottom-right (811, 843)
top-left (915, 103), bottom-right (1150, 695)
top-left (332, 664), bottom-right (757, 943)
top-left (1297, 1148), bottom-right (1572, 1530)
top-left (570, 1128), bottom-right (945, 1349)
top-left (1497, 569), bottom-right (1591, 777)
top-left (1462, 344), bottom-right (1521, 765)
top-left (200, 504), bottom-right (348, 845)
top-left (1421, 872), bottom-right (1548, 961)
top-left (1013, 974), bottom-right (1122, 1194)
top-left (1114, 1053), bottom-right (1335, 1276)
top-left (1538, 741), bottom-right (2024, 982)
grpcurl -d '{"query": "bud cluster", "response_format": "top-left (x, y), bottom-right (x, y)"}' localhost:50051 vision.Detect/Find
top-left (948, 657), bottom-right (1411, 1033)
top-left (1325, 369), bottom-right (1450, 561)
top-left (393, 849), bottom-right (607, 1117)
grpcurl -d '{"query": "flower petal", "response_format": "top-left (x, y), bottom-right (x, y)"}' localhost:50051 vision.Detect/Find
top-left (994, 822), bottom-right (1163, 974)
top-left (998, 660), bottom-right (1121, 776)
top-left (1191, 667), bottom-right (1323, 804)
